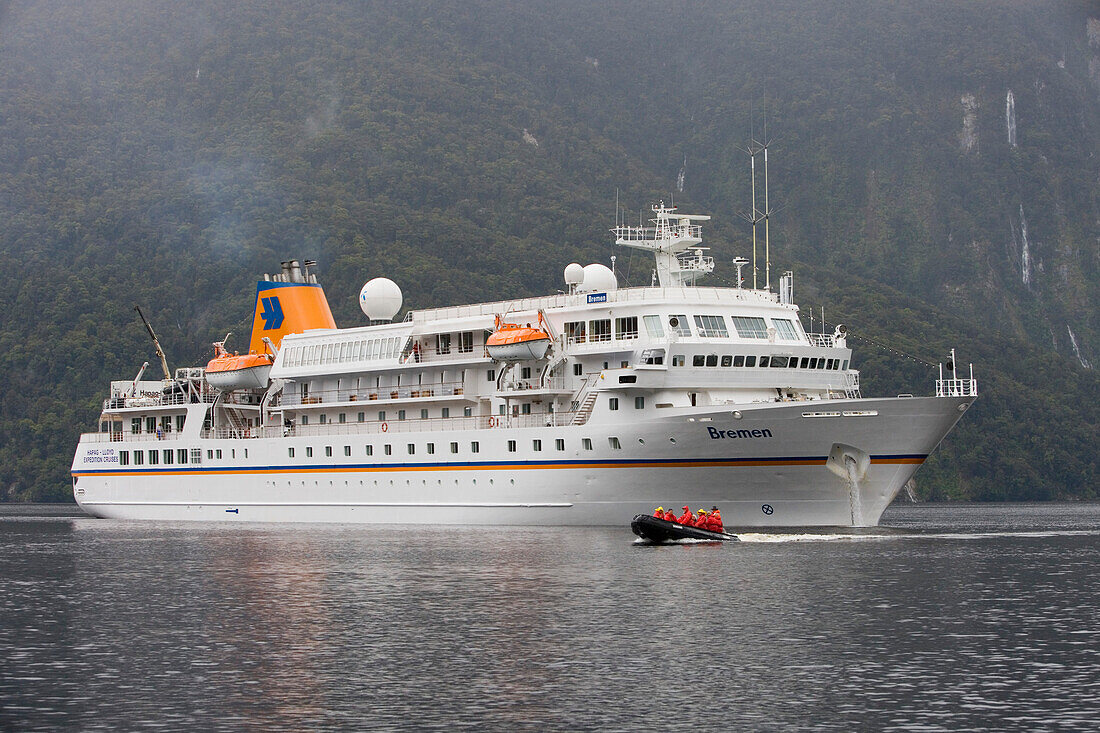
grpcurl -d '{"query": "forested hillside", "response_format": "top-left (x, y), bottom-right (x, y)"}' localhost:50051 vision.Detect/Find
top-left (1, 1), bottom-right (1097, 501)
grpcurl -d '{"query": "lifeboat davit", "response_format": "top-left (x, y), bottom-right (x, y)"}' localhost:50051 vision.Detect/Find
top-left (205, 339), bottom-right (274, 391)
top-left (485, 316), bottom-right (552, 362)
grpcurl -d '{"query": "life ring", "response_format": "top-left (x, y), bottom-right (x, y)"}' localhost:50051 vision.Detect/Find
top-left (381, 421), bottom-right (388, 432)
top-left (488, 416), bottom-right (497, 428)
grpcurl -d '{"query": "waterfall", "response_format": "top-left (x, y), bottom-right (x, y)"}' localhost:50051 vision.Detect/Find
top-left (1068, 326), bottom-right (1093, 369)
top-left (1006, 90), bottom-right (1017, 147)
top-left (676, 156), bottom-right (686, 193)
top-left (1019, 205), bottom-right (1032, 287)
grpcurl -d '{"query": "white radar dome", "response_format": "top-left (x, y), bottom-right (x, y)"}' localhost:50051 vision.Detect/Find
top-left (564, 263), bottom-right (584, 286)
top-left (577, 263), bottom-right (618, 294)
top-left (359, 277), bottom-right (403, 321)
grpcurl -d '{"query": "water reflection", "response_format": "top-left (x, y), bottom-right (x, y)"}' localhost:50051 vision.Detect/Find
top-left (0, 504), bottom-right (1098, 730)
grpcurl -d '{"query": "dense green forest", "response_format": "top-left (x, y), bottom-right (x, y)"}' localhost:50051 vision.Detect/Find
top-left (1, 1), bottom-right (1097, 502)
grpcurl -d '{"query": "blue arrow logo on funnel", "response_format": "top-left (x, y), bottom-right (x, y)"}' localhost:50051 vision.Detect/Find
top-left (260, 296), bottom-right (284, 330)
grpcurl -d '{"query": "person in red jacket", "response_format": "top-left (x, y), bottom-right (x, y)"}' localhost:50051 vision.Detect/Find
top-left (709, 506), bottom-right (724, 531)
top-left (663, 508), bottom-right (678, 522)
top-left (693, 509), bottom-right (708, 528)
top-left (653, 506), bottom-right (666, 519)
top-left (677, 505), bottom-right (693, 524)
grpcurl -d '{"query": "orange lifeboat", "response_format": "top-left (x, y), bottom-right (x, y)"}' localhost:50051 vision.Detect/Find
top-left (485, 315), bottom-right (552, 361)
top-left (205, 338), bottom-right (274, 391)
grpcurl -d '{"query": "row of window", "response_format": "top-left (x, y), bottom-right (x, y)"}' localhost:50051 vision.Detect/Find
top-left (117, 434), bottom-right (645, 468)
top-left (670, 354), bottom-right (848, 370)
top-left (119, 448), bottom-right (205, 466)
top-left (129, 415), bottom-right (186, 435)
top-left (284, 331), bottom-right (480, 369)
top-left (285, 436), bottom-right (630, 459)
top-left (564, 314), bottom-right (801, 343)
top-left (300, 405), bottom-right (480, 426)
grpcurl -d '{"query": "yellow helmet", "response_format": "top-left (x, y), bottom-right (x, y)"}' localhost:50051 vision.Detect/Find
top-left (657, 507), bottom-right (664, 512)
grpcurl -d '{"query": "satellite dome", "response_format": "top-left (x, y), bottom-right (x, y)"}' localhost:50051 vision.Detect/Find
top-left (577, 263), bottom-right (618, 294)
top-left (359, 277), bottom-right (403, 322)
top-left (564, 263), bottom-right (584, 286)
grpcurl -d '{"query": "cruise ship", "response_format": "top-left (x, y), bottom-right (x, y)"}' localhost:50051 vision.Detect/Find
top-left (71, 203), bottom-right (977, 526)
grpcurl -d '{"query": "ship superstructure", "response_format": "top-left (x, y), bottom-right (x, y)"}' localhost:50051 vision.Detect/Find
top-left (72, 208), bottom-right (977, 526)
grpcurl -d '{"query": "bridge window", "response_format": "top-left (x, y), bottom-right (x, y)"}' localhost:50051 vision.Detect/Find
top-left (589, 319), bottom-right (612, 342)
top-left (773, 319), bottom-right (799, 340)
top-left (643, 315), bottom-right (665, 338)
top-left (565, 321), bottom-right (586, 343)
top-left (615, 316), bottom-right (638, 340)
top-left (733, 355), bottom-right (745, 367)
top-left (694, 315), bottom-right (729, 338)
top-left (705, 354), bottom-right (718, 367)
top-left (732, 316), bottom-right (769, 339)
top-left (760, 356), bottom-right (770, 368)
top-left (770, 356), bottom-right (789, 368)
top-left (745, 356), bottom-right (757, 367)
top-left (721, 355), bottom-right (732, 367)
top-left (692, 355), bottom-right (705, 367)
top-left (672, 355), bottom-right (685, 367)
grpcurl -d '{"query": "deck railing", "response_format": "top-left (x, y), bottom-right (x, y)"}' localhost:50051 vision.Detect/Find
top-left (936, 378), bottom-right (978, 398)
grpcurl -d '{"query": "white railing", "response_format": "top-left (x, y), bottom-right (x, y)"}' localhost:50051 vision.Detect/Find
top-left (284, 381), bottom-right (469, 407)
top-left (613, 224), bottom-right (703, 242)
top-left (408, 286), bottom-right (781, 323)
top-left (806, 333), bottom-right (837, 347)
top-left (936, 378), bottom-right (978, 397)
top-left (500, 376), bottom-right (567, 392)
top-left (81, 432), bottom-right (183, 443)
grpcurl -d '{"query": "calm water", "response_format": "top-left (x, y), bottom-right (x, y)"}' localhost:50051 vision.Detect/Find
top-left (2, 503), bottom-right (1098, 731)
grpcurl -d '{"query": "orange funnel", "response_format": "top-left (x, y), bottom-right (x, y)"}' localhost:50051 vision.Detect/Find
top-left (247, 280), bottom-right (336, 355)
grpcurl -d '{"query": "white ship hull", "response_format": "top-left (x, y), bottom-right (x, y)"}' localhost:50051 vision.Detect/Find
top-left (71, 396), bottom-right (972, 527)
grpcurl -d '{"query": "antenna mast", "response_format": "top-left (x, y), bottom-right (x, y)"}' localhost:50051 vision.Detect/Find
top-left (746, 98), bottom-right (775, 291)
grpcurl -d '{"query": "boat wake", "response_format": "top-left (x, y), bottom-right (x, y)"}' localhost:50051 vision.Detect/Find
top-left (736, 529), bottom-right (1100, 543)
